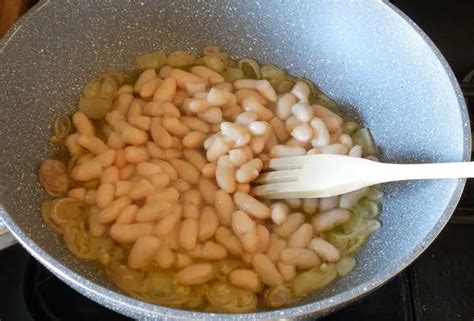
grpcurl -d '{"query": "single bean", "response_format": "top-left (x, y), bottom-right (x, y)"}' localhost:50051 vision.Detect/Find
top-left (153, 77), bottom-right (177, 102)
top-left (288, 223), bottom-right (313, 248)
top-left (96, 183), bottom-right (116, 209)
top-left (116, 204), bottom-right (138, 224)
top-left (201, 162), bottom-right (216, 178)
top-left (97, 196), bottom-right (132, 224)
top-left (291, 123), bottom-right (313, 142)
top-left (190, 66), bottom-right (224, 84)
top-left (101, 166), bottom-right (119, 184)
top-left (319, 196), bottom-right (339, 212)
top-left (276, 93), bottom-right (297, 120)
top-left (256, 225), bottom-right (271, 253)
top-left (256, 79), bottom-right (277, 102)
top-left (128, 236), bottom-right (161, 270)
top-left (155, 245), bottom-right (175, 269)
top-left (175, 253), bottom-right (193, 269)
top-left (146, 187), bottom-right (179, 203)
top-left (169, 159), bottom-right (200, 184)
top-left (309, 237), bottom-right (341, 263)
top-left (182, 131), bottom-right (206, 149)
top-left (150, 118), bottom-right (173, 148)
top-left (215, 226), bottom-right (243, 256)
top-left (170, 69), bottom-right (207, 89)
top-left (291, 102), bottom-right (314, 122)
top-left (120, 125), bottom-right (148, 146)
top-left (310, 117), bottom-right (330, 148)
top-left (280, 248), bottom-right (320, 269)
top-left (235, 110), bottom-right (258, 125)
top-left (286, 198), bottom-right (302, 209)
top-left (119, 164), bottom-right (135, 180)
top-left (72, 112), bottom-right (95, 136)
top-left (198, 177), bottom-right (218, 205)
top-left (216, 155), bottom-right (236, 193)
top-left (242, 96), bottom-right (273, 121)
top-left (302, 198), bottom-right (319, 214)
top-left (73, 160), bottom-right (102, 181)
top-left (124, 146), bottom-right (150, 164)
top-left (273, 213), bottom-right (305, 238)
top-left (271, 202), bottom-right (289, 225)
top-left (252, 254), bottom-right (283, 287)
top-left (77, 135), bottom-right (108, 155)
top-left (136, 201), bottom-right (172, 222)
top-left (235, 89), bottom-right (267, 105)
top-left (277, 262), bottom-right (296, 282)
top-left (110, 223), bottom-right (153, 243)
top-left (235, 158), bottom-right (262, 183)
top-left (176, 263), bottom-right (214, 286)
top-left (312, 209), bottom-right (351, 232)
top-left (129, 178), bottom-right (155, 200)
top-left (215, 190), bottom-right (234, 226)
top-left (321, 143), bottom-right (349, 155)
top-left (266, 235), bottom-right (287, 262)
top-left (291, 80), bottom-right (310, 103)
top-left (348, 144), bottom-right (363, 157)
top-left (183, 204), bottom-right (200, 219)
top-left (183, 149), bottom-right (208, 171)
top-left (269, 145), bottom-right (306, 158)
top-left (233, 191), bottom-right (271, 219)
top-left (234, 79), bottom-right (258, 90)
top-left (198, 206), bottom-right (219, 241)
top-left (198, 107), bottom-right (222, 124)
top-left (179, 218), bottom-right (199, 250)
top-left (232, 210), bottom-right (258, 253)
top-left (151, 159), bottom-right (178, 180)
top-left (155, 205), bottom-right (182, 236)
top-left (134, 69), bottom-right (156, 93)
top-left (339, 187), bottom-right (368, 209)
top-left (199, 241), bottom-right (228, 260)
top-left (207, 87), bottom-right (233, 105)
top-left (236, 183), bottom-right (251, 193)
top-left (180, 116), bottom-right (211, 133)
top-left (229, 269), bottom-right (261, 292)
top-left (162, 116), bottom-right (190, 137)
top-left (115, 180), bottom-right (132, 197)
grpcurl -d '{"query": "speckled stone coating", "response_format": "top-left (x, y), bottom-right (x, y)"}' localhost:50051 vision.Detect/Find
top-left (0, 0), bottom-right (470, 319)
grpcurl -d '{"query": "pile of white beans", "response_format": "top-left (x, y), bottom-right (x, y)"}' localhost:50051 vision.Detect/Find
top-left (39, 47), bottom-right (379, 311)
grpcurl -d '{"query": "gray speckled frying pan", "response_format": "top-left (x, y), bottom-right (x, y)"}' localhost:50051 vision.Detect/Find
top-left (0, 1), bottom-right (469, 319)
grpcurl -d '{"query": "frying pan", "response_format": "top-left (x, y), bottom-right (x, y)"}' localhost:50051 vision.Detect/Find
top-left (0, 1), bottom-right (469, 319)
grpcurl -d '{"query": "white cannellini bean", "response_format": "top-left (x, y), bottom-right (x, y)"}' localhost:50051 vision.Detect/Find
top-left (302, 198), bottom-right (318, 213)
top-left (321, 143), bottom-right (349, 155)
top-left (291, 80), bottom-right (310, 103)
top-left (235, 158), bottom-right (262, 183)
top-left (291, 123), bottom-right (313, 142)
top-left (127, 236), bottom-right (161, 270)
top-left (241, 96), bottom-right (273, 121)
top-left (277, 262), bottom-right (296, 282)
top-left (291, 102), bottom-right (314, 122)
top-left (270, 117), bottom-right (289, 141)
top-left (216, 155), bottom-right (236, 193)
top-left (287, 223), bottom-right (313, 248)
top-left (229, 269), bottom-right (261, 292)
top-left (220, 122), bottom-right (250, 146)
top-left (198, 107), bottom-right (222, 124)
top-left (276, 93), bottom-right (297, 120)
top-left (215, 226), bottom-right (243, 256)
top-left (235, 110), bottom-right (258, 125)
top-left (348, 145), bottom-right (363, 157)
top-left (339, 134), bottom-right (353, 148)
top-left (273, 212), bottom-right (305, 238)
top-left (285, 198), bottom-right (301, 209)
top-left (271, 202), bottom-right (289, 225)
top-left (285, 116), bottom-right (301, 133)
top-left (232, 210), bottom-right (258, 253)
top-left (248, 121), bottom-right (270, 136)
top-left (309, 237), bottom-right (341, 263)
top-left (280, 248), bottom-right (320, 269)
top-left (266, 235), bottom-right (287, 262)
top-left (252, 254), bottom-right (283, 287)
top-left (207, 87), bottom-right (233, 105)
top-left (269, 145), bottom-right (306, 158)
top-left (206, 136), bottom-right (233, 162)
top-left (214, 190), bottom-right (235, 226)
top-left (234, 79), bottom-right (258, 90)
top-left (176, 263), bottom-right (214, 285)
top-left (312, 209), bottom-right (351, 232)
top-left (233, 191), bottom-right (271, 219)
top-left (319, 196), bottom-right (339, 212)
top-left (339, 187), bottom-right (369, 209)
top-left (228, 147), bottom-right (252, 167)
top-left (256, 79), bottom-right (277, 102)
top-left (310, 117), bottom-right (330, 148)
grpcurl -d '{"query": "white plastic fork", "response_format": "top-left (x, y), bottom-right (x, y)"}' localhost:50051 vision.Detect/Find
top-left (253, 154), bottom-right (474, 199)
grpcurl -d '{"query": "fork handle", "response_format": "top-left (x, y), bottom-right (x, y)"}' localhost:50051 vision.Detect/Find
top-left (378, 161), bottom-right (474, 183)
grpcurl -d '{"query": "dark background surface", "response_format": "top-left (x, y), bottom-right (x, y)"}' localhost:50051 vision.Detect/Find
top-left (0, 1), bottom-right (474, 320)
